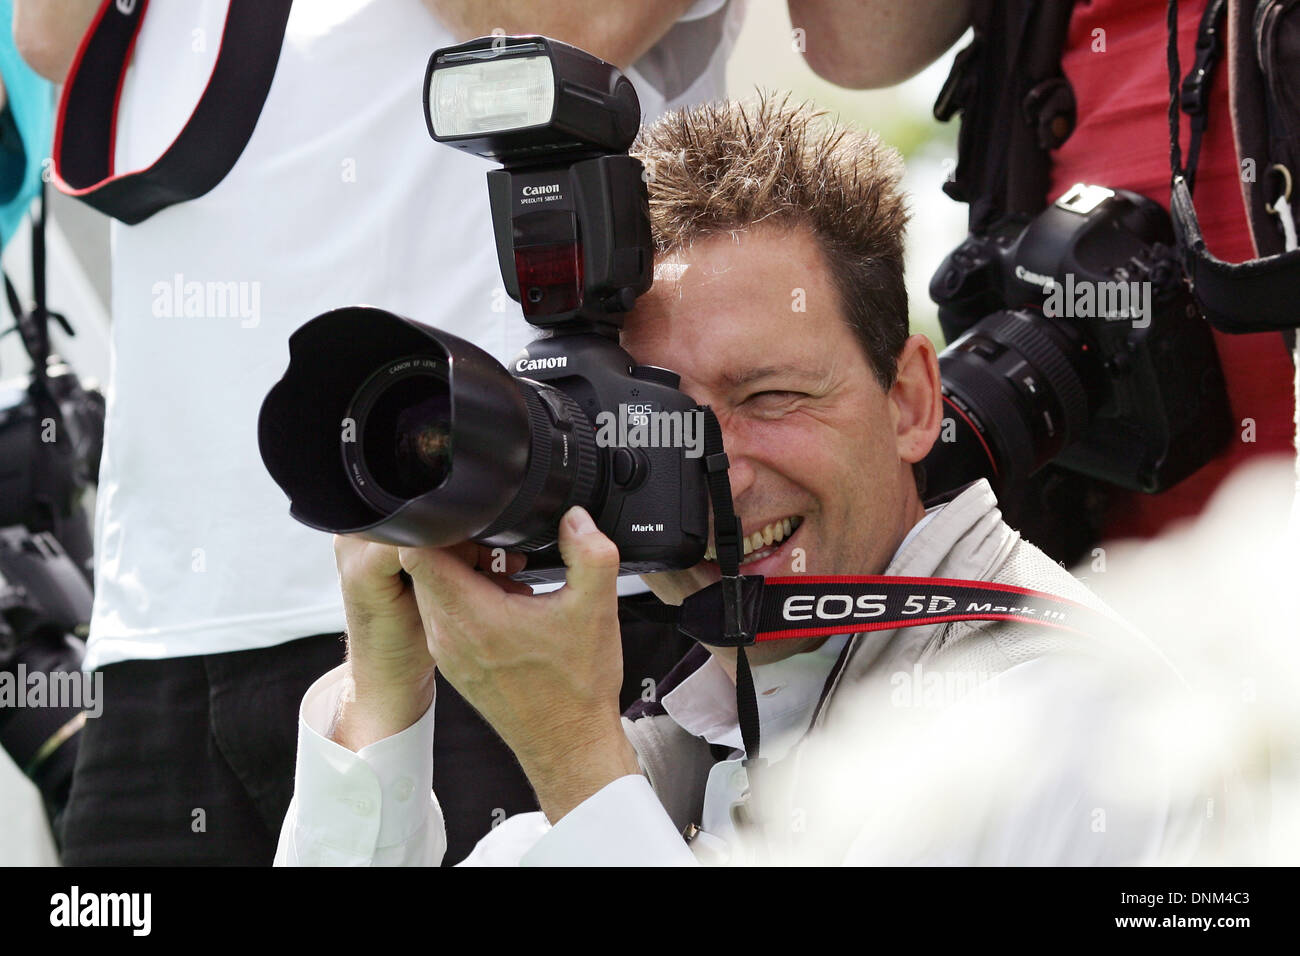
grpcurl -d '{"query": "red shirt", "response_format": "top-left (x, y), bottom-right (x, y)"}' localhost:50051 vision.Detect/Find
top-left (1049, 0), bottom-right (1296, 538)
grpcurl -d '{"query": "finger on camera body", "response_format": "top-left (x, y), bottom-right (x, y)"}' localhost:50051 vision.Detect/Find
top-left (555, 506), bottom-right (620, 607)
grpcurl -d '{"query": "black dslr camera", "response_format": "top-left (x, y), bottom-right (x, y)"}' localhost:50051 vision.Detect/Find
top-left (0, 279), bottom-right (102, 835)
top-left (0, 526), bottom-right (93, 835)
top-left (259, 36), bottom-right (708, 583)
top-left (923, 183), bottom-right (1232, 510)
top-left (0, 359), bottom-right (104, 577)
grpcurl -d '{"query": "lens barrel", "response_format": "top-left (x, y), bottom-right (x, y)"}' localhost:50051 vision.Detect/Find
top-left (259, 306), bottom-right (597, 549)
top-left (922, 309), bottom-right (1095, 498)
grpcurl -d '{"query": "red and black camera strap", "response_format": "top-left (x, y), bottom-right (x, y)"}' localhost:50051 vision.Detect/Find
top-left (680, 406), bottom-right (1123, 768)
top-left (52, 0), bottom-right (293, 224)
top-left (677, 573), bottom-right (1119, 650)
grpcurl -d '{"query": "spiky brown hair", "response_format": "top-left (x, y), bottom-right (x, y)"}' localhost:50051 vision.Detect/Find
top-left (631, 94), bottom-right (911, 387)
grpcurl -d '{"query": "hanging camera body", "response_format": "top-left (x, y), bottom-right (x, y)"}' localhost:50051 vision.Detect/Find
top-left (0, 527), bottom-right (93, 836)
top-left (259, 36), bottom-right (709, 583)
top-left (0, 188), bottom-right (101, 837)
top-left (920, 0), bottom-right (1295, 562)
top-left (922, 183), bottom-right (1232, 512)
top-left (0, 358), bottom-right (103, 577)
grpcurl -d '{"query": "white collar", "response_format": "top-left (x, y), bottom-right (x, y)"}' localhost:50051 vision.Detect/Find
top-left (661, 632), bottom-right (851, 759)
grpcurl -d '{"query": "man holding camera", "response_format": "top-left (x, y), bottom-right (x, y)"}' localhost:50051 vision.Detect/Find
top-left (276, 98), bottom-right (1188, 866)
top-left (18, 0), bottom-right (744, 865)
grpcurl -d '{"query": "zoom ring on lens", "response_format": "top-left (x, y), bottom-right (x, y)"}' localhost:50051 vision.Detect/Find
top-left (981, 310), bottom-right (1090, 436)
top-left (477, 383), bottom-right (599, 551)
top-left (943, 365), bottom-right (1036, 475)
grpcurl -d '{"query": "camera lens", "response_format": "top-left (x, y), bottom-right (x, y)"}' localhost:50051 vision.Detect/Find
top-left (259, 306), bottom-right (601, 551)
top-left (388, 392), bottom-right (452, 493)
top-left (353, 365), bottom-right (452, 504)
top-left (343, 358), bottom-right (454, 512)
top-left (922, 309), bottom-right (1097, 499)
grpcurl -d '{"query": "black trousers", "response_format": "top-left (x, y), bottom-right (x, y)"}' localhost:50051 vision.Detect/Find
top-left (60, 592), bottom-right (693, 866)
top-left (60, 633), bottom-right (348, 866)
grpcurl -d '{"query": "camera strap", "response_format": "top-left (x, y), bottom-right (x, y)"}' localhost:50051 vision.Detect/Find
top-left (680, 407), bottom-right (1123, 770)
top-left (2, 184), bottom-right (73, 392)
top-left (934, 0), bottom-right (1077, 232)
top-left (1166, 0), bottom-right (1300, 334)
top-left (51, 0), bottom-right (293, 225)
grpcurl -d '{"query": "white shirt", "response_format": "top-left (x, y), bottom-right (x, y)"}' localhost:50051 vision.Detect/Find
top-left (275, 513), bottom-right (925, 866)
top-left (83, 0), bottom-right (746, 669)
top-left (274, 632), bottom-right (849, 866)
top-left (275, 504), bottom-right (1191, 866)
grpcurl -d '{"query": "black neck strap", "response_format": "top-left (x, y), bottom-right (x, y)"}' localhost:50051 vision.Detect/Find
top-left (677, 575), bottom-right (1122, 649)
top-left (697, 407), bottom-right (763, 764)
top-left (1168, 0), bottom-right (1228, 195)
top-left (52, 0), bottom-right (293, 225)
top-left (2, 184), bottom-right (74, 396)
top-left (1163, 0), bottom-right (1300, 335)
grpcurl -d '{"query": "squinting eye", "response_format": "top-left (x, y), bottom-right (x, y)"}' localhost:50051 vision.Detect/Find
top-left (743, 390), bottom-right (805, 414)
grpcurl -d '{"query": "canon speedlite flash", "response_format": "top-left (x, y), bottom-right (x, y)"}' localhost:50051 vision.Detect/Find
top-left (424, 35), bottom-right (641, 160)
top-left (423, 35), bottom-right (651, 327)
top-left (259, 36), bottom-right (708, 582)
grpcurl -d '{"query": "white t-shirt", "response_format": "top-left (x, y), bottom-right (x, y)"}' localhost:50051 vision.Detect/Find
top-left (85, 0), bottom-right (744, 669)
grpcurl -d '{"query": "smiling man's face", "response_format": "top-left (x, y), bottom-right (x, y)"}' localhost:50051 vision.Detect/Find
top-left (621, 223), bottom-right (942, 663)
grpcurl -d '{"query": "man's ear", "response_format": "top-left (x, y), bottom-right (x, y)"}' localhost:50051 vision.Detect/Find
top-left (889, 334), bottom-right (943, 465)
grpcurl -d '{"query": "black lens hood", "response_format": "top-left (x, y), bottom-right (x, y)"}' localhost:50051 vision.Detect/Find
top-left (258, 306), bottom-right (533, 546)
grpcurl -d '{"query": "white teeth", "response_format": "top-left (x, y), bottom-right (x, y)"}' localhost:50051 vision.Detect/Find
top-left (703, 516), bottom-right (803, 565)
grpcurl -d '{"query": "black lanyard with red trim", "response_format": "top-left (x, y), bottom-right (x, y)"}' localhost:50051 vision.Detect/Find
top-left (52, 0), bottom-right (293, 224)
top-left (677, 574), bottom-right (1117, 647)
top-left (681, 406), bottom-right (1123, 770)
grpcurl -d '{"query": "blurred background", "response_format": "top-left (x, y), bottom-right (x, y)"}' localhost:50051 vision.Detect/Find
top-left (0, 5), bottom-right (970, 387)
top-left (728, 5), bottom-right (968, 347)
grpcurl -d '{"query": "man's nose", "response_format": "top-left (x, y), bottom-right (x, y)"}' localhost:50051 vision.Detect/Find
top-left (716, 423), bottom-right (757, 502)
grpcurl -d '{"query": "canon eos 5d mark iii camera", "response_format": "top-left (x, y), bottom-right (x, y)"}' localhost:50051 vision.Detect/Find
top-left (258, 36), bottom-right (708, 584)
top-left (921, 183), bottom-right (1232, 512)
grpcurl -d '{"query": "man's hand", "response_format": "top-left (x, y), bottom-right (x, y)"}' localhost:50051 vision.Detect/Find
top-left (398, 506), bottom-right (641, 822)
top-left (420, 0), bottom-right (696, 70)
top-left (329, 536), bottom-right (526, 752)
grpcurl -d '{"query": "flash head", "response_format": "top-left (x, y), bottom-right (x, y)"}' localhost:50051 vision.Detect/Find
top-left (423, 34), bottom-right (652, 329)
top-left (424, 35), bottom-right (641, 164)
